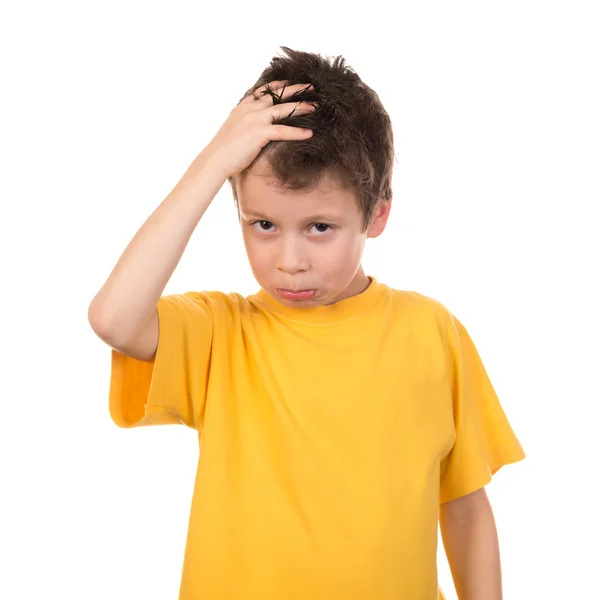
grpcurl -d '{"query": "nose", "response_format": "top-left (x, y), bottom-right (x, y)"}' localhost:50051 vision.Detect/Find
top-left (277, 237), bottom-right (310, 274)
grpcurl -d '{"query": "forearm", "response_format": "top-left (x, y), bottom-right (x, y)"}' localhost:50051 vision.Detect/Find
top-left (439, 503), bottom-right (503, 600)
top-left (88, 150), bottom-right (228, 343)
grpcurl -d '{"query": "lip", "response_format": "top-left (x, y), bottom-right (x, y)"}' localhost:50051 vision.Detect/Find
top-left (277, 288), bottom-right (317, 300)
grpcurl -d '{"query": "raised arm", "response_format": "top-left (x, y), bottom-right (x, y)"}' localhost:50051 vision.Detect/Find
top-left (88, 81), bottom-right (318, 355)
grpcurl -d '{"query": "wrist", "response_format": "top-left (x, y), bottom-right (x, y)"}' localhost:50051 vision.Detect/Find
top-left (184, 149), bottom-right (230, 186)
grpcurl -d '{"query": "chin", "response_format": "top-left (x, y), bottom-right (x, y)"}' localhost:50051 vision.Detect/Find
top-left (276, 294), bottom-right (321, 306)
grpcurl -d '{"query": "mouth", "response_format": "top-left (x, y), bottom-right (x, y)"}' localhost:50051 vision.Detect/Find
top-left (276, 288), bottom-right (317, 300)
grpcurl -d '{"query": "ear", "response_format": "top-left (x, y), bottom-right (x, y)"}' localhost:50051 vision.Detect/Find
top-left (366, 200), bottom-right (391, 238)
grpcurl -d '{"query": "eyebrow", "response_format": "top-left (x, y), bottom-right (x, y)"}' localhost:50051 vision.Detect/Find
top-left (241, 211), bottom-right (345, 222)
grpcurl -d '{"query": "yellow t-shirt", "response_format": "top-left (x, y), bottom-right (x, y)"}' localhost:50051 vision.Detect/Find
top-left (109, 276), bottom-right (526, 600)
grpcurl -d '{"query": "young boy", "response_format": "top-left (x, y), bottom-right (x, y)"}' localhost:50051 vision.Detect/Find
top-left (89, 47), bottom-right (526, 600)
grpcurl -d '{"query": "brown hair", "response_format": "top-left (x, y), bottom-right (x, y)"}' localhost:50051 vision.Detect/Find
top-left (228, 46), bottom-right (396, 231)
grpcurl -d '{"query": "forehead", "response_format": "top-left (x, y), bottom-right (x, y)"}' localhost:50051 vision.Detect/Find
top-left (237, 164), bottom-right (359, 221)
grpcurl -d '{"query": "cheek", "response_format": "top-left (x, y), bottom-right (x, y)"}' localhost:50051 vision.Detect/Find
top-left (325, 232), bottom-right (364, 262)
top-left (243, 237), bottom-right (271, 269)
top-left (304, 237), bottom-right (361, 279)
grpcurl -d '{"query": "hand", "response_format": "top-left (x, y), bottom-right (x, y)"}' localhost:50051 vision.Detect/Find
top-left (204, 80), bottom-right (317, 178)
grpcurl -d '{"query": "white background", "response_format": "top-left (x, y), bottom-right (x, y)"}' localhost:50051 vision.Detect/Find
top-left (1, 1), bottom-right (590, 598)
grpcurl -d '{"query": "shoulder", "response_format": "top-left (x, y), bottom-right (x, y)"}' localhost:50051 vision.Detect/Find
top-left (161, 289), bottom-right (258, 322)
top-left (396, 290), bottom-right (477, 353)
top-left (387, 286), bottom-right (454, 325)
top-left (380, 286), bottom-right (465, 352)
top-left (165, 289), bottom-right (248, 306)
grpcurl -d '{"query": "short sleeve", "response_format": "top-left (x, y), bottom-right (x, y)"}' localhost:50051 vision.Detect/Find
top-left (439, 312), bottom-right (526, 503)
top-left (108, 292), bottom-right (215, 432)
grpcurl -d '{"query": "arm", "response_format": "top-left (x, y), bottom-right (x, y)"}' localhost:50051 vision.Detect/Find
top-left (88, 80), bottom-right (316, 346)
top-left (439, 487), bottom-right (503, 600)
top-left (87, 150), bottom-right (228, 345)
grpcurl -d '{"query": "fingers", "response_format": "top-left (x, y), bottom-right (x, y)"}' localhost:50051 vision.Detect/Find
top-left (265, 124), bottom-right (314, 142)
top-left (240, 80), bottom-right (317, 144)
top-left (251, 81), bottom-right (315, 103)
top-left (269, 100), bottom-right (317, 122)
top-left (251, 80), bottom-right (289, 99)
top-left (251, 81), bottom-right (317, 118)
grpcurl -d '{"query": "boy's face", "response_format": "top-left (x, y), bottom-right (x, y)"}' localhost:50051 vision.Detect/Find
top-left (236, 159), bottom-right (391, 308)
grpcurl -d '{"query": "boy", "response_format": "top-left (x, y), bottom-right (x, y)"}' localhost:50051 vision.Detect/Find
top-left (88, 47), bottom-right (526, 600)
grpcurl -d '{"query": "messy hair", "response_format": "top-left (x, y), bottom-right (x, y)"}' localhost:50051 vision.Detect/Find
top-left (227, 46), bottom-right (396, 232)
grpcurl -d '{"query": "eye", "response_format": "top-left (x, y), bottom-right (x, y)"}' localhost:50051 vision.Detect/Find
top-left (250, 221), bottom-right (333, 235)
top-left (252, 220), bottom-right (276, 232)
top-left (310, 223), bottom-right (333, 235)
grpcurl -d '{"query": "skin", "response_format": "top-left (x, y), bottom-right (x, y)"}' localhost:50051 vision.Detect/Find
top-left (235, 158), bottom-right (392, 308)
top-left (440, 487), bottom-right (503, 599)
